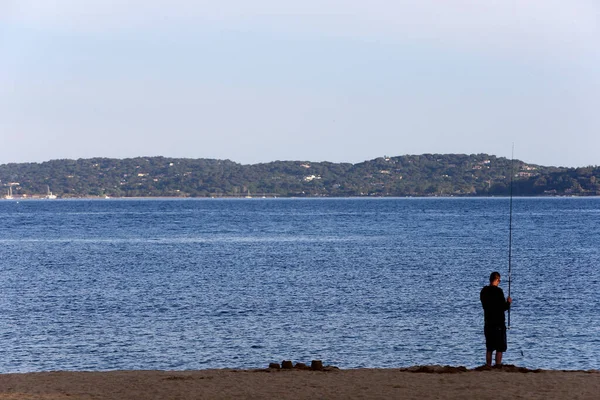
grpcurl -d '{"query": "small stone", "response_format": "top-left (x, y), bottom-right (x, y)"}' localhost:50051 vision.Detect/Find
top-left (294, 362), bottom-right (309, 370)
top-left (281, 360), bottom-right (294, 369)
top-left (311, 360), bottom-right (323, 371)
top-left (268, 363), bottom-right (281, 369)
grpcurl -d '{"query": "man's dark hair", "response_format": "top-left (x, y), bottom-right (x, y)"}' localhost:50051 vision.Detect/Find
top-left (489, 271), bottom-right (501, 283)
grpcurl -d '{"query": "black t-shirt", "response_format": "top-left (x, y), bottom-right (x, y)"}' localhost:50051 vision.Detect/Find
top-left (480, 285), bottom-right (510, 326)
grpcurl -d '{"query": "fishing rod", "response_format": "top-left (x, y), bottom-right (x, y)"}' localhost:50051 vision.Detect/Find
top-left (507, 145), bottom-right (514, 329)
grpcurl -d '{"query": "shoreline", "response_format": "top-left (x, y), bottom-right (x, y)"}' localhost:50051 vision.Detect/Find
top-left (4, 364), bottom-right (600, 374)
top-left (1, 366), bottom-right (598, 400)
top-left (4, 195), bottom-right (600, 200)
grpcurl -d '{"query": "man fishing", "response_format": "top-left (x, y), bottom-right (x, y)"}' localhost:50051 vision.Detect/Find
top-left (480, 271), bottom-right (512, 366)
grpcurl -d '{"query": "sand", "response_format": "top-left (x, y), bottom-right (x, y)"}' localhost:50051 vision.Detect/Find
top-left (0, 366), bottom-right (598, 400)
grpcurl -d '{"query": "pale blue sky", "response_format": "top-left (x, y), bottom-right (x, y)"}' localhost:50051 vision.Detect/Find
top-left (1, 1), bottom-right (598, 167)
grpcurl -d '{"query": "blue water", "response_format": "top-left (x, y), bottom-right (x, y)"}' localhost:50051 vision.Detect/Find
top-left (0, 198), bottom-right (598, 372)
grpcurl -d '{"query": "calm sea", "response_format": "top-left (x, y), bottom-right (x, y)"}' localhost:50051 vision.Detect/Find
top-left (0, 198), bottom-right (598, 372)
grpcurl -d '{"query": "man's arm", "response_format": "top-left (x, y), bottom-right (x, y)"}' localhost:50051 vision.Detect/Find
top-left (480, 287), bottom-right (488, 309)
top-left (501, 288), bottom-right (512, 310)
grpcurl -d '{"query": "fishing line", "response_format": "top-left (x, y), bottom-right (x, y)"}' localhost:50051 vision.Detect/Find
top-left (508, 145), bottom-right (514, 329)
top-left (507, 145), bottom-right (525, 362)
top-left (507, 146), bottom-right (526, 362)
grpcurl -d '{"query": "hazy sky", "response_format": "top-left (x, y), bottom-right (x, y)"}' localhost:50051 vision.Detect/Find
top-left (1, 1), bottom-right (598, 167)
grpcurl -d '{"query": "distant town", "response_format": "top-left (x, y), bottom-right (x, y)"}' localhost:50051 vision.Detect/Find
top-left (1, 154), bottom-right (598, 198)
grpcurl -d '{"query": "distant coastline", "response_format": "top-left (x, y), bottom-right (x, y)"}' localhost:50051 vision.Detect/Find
top-left (4, 195), bottom-right (600, 201)
top-left (1, 154), bottom-right (599, 198)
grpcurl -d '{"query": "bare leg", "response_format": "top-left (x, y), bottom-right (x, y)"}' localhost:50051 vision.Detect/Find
top-left (495, 352), bottom-right (503, 366)
top-left (486, 351), bottom-right (493, 366)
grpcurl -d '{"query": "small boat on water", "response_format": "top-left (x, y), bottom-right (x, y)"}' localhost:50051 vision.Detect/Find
top-left (46, 185), bottom-right (57, 199)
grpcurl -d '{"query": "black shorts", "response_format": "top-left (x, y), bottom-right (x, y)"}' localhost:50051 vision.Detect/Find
top-left (484, 325), bottom-right (507, 352)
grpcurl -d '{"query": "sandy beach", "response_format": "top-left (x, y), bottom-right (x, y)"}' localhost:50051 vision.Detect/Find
top-left (0, 365), bottom-right (598, 400)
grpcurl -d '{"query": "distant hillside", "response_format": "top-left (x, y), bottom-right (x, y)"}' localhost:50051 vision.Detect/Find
top-left (0, 154), bottom-right (598, 198)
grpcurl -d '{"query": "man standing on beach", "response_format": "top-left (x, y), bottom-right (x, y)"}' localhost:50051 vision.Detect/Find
top-left (480, 271), bottom-right (512, 366)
